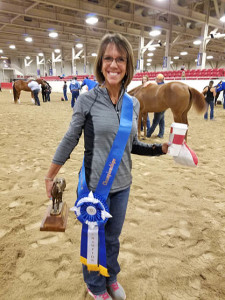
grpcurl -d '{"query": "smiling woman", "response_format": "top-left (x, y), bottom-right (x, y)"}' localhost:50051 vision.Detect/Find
top-left (44, 32), bottom-right (169, 300)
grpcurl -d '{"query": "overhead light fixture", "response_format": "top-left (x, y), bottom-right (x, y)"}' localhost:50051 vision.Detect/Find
top-left (174, 56), bottom-right (179, 59)
top-left (54, 49), bottom-right (61, 53)
top-left (147, 58), bottom-right (152, 62)
top-left (148, 46), bottom-right (156, 51)
top-left (220, 15), bottom-right (225, 22)
top-left (0, 56), bottom-right (8, 59)
top-left (25, 56), bottom-right (31, 59)
top-left (146, 63), bottom-right (151, 66)
top-left (147, 52), bottom-right (154, 57)
top-left (207, 55), bottom-right (213, 59)
top-left (0, 49), bottom-right (3, 53)
top-left (49, 32), bottom-right (58, 38)
top-left (180, 51), bottom-right (188, 55)
top-left (76, 43), bottom-right (83, 48)
top-left (195, 59), bottom-right (198, 62)
top-left (91, 53), bottom-right (97, 57)
top-left (9, 45), bottom-right (16, 49)
top-left (25, 37), bottom-right (33, 42)
top-left (149, 30), bottom-right (161, 37)
top-left (38, 53), bottom-right (44, 56)
top-left (170, 61), bottom-right (173, 64)
top-left (86, 16), bottom-right (98, 25)
top-left (193, 40), bottom-right (201, 45)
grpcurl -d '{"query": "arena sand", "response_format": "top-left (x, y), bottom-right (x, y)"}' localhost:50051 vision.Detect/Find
top-left (0, 90), bottom-right (225, 300)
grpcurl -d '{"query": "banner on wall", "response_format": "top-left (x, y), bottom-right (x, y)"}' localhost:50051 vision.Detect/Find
top-left (37, 69), bottom-right (40, 76)
top-left (136, 59), bottom-right (140, 70)
top-left (163, 56), bottom-right (167, 68)
top-left (197, 53), bottom-right (202, 67)
top-left (49, 68), bottom-right (53, 76)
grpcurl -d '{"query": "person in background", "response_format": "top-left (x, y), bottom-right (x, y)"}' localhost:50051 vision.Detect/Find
top-left (180, 64), bottom-right (186, 71)
top-left (45, 82), bottom-right (52, 102)
top-left (62, 81), bottom-right (68, 101)
top-left (147, 73), bottom-right (165, 138)
top-left (28, 79), bottom-right (41, 106)
top-left (69, 76), bottom-right (81, 108)
top-left (81, 76), bottom-right (98, 91)
top-left (181, 71), bottom-right (186, 80)
top-left (141, 75), bottom-right (150, 132)
top-left (203, 80), bottom-right (216, 120)
top-left (44, 33), bottom-right (169, 300)
top-left (42, 83), bottom-right (47, 102)
top-left (215, 80), bottom-right (225, 109)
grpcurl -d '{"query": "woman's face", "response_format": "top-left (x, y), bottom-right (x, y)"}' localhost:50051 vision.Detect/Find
top-left (101, 43), bottom-right (127, 89)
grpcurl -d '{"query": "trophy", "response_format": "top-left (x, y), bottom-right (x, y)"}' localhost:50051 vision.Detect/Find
top-left (40, 178), bottom-right (69, 232)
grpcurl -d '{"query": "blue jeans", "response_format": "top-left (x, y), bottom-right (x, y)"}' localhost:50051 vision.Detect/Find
top-left (141, 114), bottom-right (150, 131)
top-left (83, 186), bottom-right (130, 295)
top-left (147, 111), bottom-right (165, 138)
top-left (223, 93), bottom-right (225, 109)
top-left (63, 89), bottom-right (68, 101)
top-left (71, 90), bottom-right (79, 108)
top-left (204, 101), bottom-right (214, 119)
top-left (33, 89), bottom-right (40, 106)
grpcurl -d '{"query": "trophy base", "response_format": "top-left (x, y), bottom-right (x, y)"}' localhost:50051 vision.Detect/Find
top-left (40, 202), bottom-right (68, 232)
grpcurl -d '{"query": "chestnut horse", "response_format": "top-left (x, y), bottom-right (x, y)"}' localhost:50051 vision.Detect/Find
top-left (13, 79), bottom-right (47, 104)
top-left (128, 82), bottom-right (206, 140)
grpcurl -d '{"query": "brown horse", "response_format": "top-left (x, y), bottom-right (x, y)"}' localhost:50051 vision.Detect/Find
top-left (128, 82), bottom-right (206, 140)
top-left (13, 79), bottom-right (47, 104)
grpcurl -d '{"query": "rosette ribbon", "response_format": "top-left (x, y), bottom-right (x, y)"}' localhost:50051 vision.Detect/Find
top-left (70, 92), bottom-right (133, 277)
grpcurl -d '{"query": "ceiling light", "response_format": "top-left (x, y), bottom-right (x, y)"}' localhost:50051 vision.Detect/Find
top-left (86, 16), bottom-right (98, 25)
top-left (25, 37), bottom-right (33, 42)
top-left (146, 63), bottom-right (151, 66)
top-left (174, 56), bottom-right (179, 59)
top-left (149, 30), bottom-right (161, 37)
top-left (54, 49), bottom-right (61, 53)
top-left (220, 15), bottom-right (225, 22)
top-left (76, 43), bottom-right (83, 48)
top-left (195, 59), bottom-right (198, 62)
top-left (147, 58), bottom-right (152, 62)
top-left (9, 45), bottom-right (16, 49)
top-left (25, 56), bottom-right (30, 59)
top-left (49, 32), bottom-right (58, 38)
top-left (0, 49), bottom-right (3, 53)
top-left (147, 52), bottom-right (154, 56)
top-left (38, 53), bottom-right (44, 56)
top-left (180, 51), bottom-right (188, 55)
top-left (91, 53), bottom-right (97, 57)
top-left (193, 40), bottom-right (201, 45)
top-left (207, 55), bottom-right (213, 59)
top-left (148, 46), bottom-right (156, 51)
top-left (170, 61), bottom-right (173, 64)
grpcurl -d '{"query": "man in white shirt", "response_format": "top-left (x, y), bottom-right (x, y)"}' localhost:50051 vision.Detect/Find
top-left (28, 80), bottom-right (41, 106)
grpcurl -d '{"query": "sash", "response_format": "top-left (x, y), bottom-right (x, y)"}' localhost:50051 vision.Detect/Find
top-left (71, 92), bottom-right (133, 277)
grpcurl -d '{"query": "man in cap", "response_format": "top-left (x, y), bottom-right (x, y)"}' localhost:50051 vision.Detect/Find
top-left (147, 73), bottom-right (165, 138)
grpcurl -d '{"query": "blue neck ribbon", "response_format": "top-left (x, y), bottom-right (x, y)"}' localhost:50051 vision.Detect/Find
top-left (72, 92), bottom-right (133, 277)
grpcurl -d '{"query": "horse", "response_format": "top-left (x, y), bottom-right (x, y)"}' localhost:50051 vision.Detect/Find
top-left (128, 81), bottom-right (206, 140)
top-left (13, 78), bottom-right (47, 104)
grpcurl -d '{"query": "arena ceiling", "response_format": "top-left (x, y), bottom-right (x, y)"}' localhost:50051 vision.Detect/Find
top-left (0, 0), bottom-right (225, 69)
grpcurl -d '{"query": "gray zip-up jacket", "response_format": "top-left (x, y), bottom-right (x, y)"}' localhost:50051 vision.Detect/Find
top-left (53, 85), bottom-right (164, 193)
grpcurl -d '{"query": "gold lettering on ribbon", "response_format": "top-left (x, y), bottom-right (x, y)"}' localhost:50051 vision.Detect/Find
top-left (102, 159), bottom-right (116, 186)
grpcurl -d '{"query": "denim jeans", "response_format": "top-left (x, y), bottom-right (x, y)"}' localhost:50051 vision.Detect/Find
top-left (71, 90), bottom-right (79, 108)
top-left (147, 111), bottom-right (165, 138)
top-left (33, 89), bottom-right (40, 106)
top-left (223, 93), bottom-right (225, 109)
top-left (83, 186), bottom-right (130, 295)
top-left (63, 89), bottom-right (68, 101)
top-left (141, 114), bottom-right (150, 131)
top-left (204, 101), bottom-right (214, 119)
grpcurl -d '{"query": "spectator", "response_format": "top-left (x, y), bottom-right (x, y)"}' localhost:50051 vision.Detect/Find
top-left (69, 77), bottom-right (81, 108)
top-left (63, 81), bottom-right (68, 101)
top-left (203, 80), bottom-right (216, 120)
top-left (28, 80), bottom-right (41, 106)
top-left (147, 73), bottom-right (165, 138)
top-left (180, 64), bottom-right (186, 71)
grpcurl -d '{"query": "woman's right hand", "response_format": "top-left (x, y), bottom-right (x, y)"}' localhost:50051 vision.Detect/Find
top-left (45, 178), bottom-right (54, 199)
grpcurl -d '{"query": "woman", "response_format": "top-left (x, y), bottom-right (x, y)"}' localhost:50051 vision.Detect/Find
top-left (45, 33), bottom-right (168, 300)
top-left (202, 80), bottom-right (216, 120)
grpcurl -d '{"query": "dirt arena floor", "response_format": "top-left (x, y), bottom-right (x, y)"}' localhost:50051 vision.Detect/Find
top-left (0, 89), bottom-right (225, 300)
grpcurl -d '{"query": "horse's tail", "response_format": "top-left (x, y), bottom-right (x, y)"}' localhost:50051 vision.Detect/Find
top-left (13, 84), bottom-right (17, 103)
top-left (188, 87), bottom-right (207, 113)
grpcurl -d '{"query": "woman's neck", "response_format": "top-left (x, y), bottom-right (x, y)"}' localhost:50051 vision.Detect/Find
top-left (105, 84), bottom-right (122, 104)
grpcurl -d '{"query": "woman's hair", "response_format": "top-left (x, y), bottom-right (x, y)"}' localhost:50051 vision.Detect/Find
top-left (142, 75), bottom-right (149, 84)
top-left (94, 33), bottom-right (134, 88)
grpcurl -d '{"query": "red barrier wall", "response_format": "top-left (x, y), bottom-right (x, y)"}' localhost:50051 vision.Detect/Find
top-left (1, 82), bottom-right (13, 89)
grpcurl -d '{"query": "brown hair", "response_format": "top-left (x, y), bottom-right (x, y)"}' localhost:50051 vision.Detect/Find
top-left (94, 33), bottom-right (134, 88)
top-left (142, 75), bottom-right (149, 84)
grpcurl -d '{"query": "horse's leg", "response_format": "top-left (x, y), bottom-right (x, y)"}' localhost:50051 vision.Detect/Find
top-left (31, 92), bottom-right (35, 104)
top-left (143, 112), bottom-right (148, 139)
top-left (17, 91), bottom-right (21, 104)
